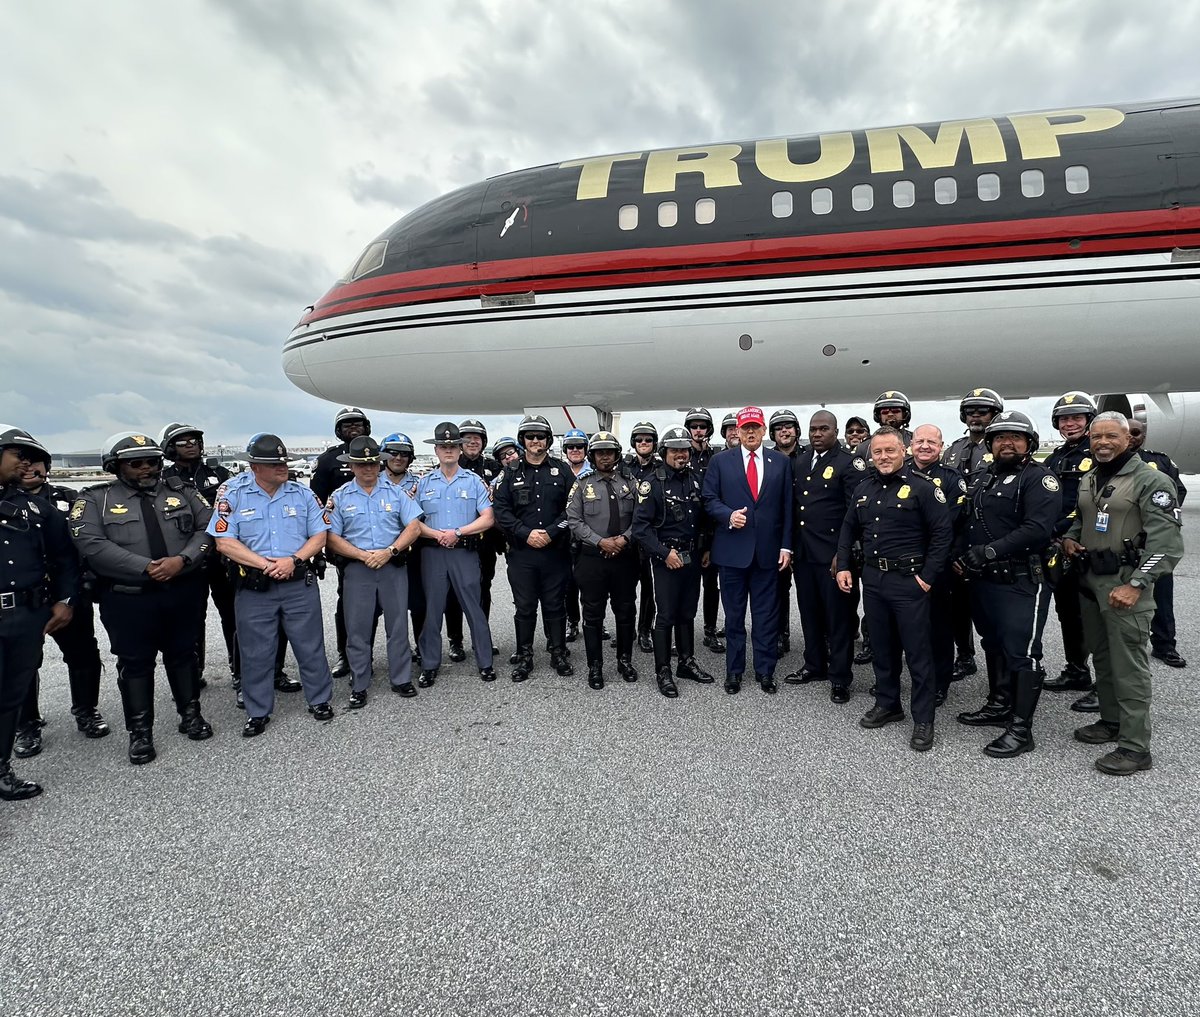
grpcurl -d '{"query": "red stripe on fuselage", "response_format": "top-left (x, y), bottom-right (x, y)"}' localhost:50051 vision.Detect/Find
top-left (300, 207), bottom-right (1200, 325)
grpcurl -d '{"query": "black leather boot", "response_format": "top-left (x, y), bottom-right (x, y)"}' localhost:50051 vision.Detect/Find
top-left (177, 700), bottom-right (214, 741)
top-left (71, 661), bottom-right (110, 738)
top-left (1044, 661), bottom-right (1092, 692)
top-left (703, 625), bottom-right (726, 654)
top-left (652, 627), bottom-right (678, 697)
top-left (0, 760), bottom-right (42, 801)
top-left (13, 721), bottom-right (44, 759)
top-left (615, 623), bottom-right (638, 682)
top-left (956, 651), bottom-right (1012, 727)
top-left (117, 668), bottom-right (156, 765)
top-left (583, 625), bottom-right (604, 689)
top-left (676, 624), bottom-right (714, 684)
top-left (984, 668), bottom-right (1043, 757)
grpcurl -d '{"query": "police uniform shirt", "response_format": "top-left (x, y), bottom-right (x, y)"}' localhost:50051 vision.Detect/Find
top-left (493, 456), bottom-right (573, 544)
top-left (622, 452), bottom-right (662, 482)
top-left (942, 435), bottom-right (994, 491)
top-left (1138, 449), bottom-right (1188, 504)
top-left (72, 480), bottom-right (213, 581)
top-left (415, 468), bottom-right (490, 531)
top-left (964, 462), bottom-right (1061, 559)
top-left (792, 445), bottom-right (861, 562)
top-left (632, 466), bottom-right (704, 561)
top-left (311, 442), bottom-right (354, 504)
top-left (567, 470), bottom-right (636, 546)
top-left (206, 477), bottom-right (328, 557)
top-left (163, 461), bottom-right (232, 508)
top-left (1, 482), bottom-right (78, 601)
top-left (330, 476), bottom-right (423, 549)
top-left (1044, 437), bottom-right (1093, 536)
top-left (29, 482), bottom-right (78, 517)
top-left (910, 460), bottom-right (969, 532)
top-left (459, 453), bottom-right (503, 489)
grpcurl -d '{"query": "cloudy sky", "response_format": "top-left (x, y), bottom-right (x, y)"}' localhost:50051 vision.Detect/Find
top-left (3, 0), bottom-right (1198, 454)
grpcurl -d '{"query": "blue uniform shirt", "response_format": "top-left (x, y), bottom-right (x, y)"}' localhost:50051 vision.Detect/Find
top-left (329, 476), bottom-right (423, 548)
top-left (207, 477), bottom-right (328, 556)
top-left (415, 467), bottom-right (490, 530)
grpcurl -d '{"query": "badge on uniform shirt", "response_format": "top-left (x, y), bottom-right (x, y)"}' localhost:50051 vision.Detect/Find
top-left (932, 477), bottom-right (942, 488)
top-left (284, 505), bottom-right (298, 517)
top-left (1042, 475), bottom-right (1060, 492)
top-left (460, 489), bottom-right (470, 499)
top-left (1080, 457), bottom-right (1093, 472)
top-left (110, 504), bottom-right (128, 515)
top-left (584, 484), bottom-right (597, 500)
top-left (70, 500), bottom-right (86, 520)
top-left (27, 501), bottom-right (40, 515)
top-left (1095, 510), bottom-right (1109, 532)
top-left (638, 481), bottom-right (652, 496)
top-left (897, 485), bottom-right (911, 499)
top-left (383, 502), bottom-right (393, 512)
top-left (934, 488), bottom-right (946, 504)
top-left (983, 453), bottom-right (993, 463)
top-left (165, 497), bottom-right (181, 508)
top-left (1003, 474), bottom-right (1015, 484)
top-left (550, 468), bottom-right (559, 476)
top-left (821, 466), bottom-right (834, 480)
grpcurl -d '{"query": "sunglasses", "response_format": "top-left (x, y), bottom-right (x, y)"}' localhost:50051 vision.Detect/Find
top-left (174, 437), bottom-right (201, 447)
top-left (563, 444), bottom-right (586, 451)
top-left (634, 436), bottom-right (655, 443)
top-left (124, 457), bottom-right (160, 468)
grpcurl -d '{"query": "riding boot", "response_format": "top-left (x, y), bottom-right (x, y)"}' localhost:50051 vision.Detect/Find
top-left (984, 668), bottom-right (1044, 757)
top-left (956, 650), bottom-right (1012, 727)
top-left (653, 626), bottom-right (678, 696)
top-left (675, 623), bottom-right (713, 683)
top-left (118, 668), bottom-right (156, 765)
top-left (615, 622), bottom-right (639, 682)
top-left (583, 624), bottom-right (604, 689)
top-left (511, 616), bottom-right (536, 681)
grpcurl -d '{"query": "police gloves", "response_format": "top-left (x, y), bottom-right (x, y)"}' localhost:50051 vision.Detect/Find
top-left (963, 545), bottom-right (992, 570)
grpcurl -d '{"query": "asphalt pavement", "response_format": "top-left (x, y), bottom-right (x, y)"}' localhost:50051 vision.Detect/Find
top-left (3, 497), bottom-right (1198, 1016)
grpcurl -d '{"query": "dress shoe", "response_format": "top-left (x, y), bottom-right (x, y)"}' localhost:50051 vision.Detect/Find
top-left (859, 705), bottom-right (905, 729)
top-left (1044, 663), bottom-right (1091, 692)
top-left (242, 716), bottom-right (270, 738)
top-left (756, 674), bottom-right (778, 694)
top-left (724, 673), bottom-right (742, 695)
top-left (830, 685), bottom-right (850, 704)
top-left (392, 682), bottom-right (417, 698)
top-left (73, 707), bottom-right (111, 739)
top-left (853, 646), bottom-right (874, 665)
top-left (617, 658), bottom-right (639, 683)
top-left (0, 763), bottom-right (42, 801)
top-left (910, 722), bottom-right (935, 752)
top-left (13, 722), bottom-right (44, 759)
top-left (952, 655), bottom-right (977, 680)
top-left (934, 689), bottom-right (948, 708)
top-left (417, 668), bottom-right (438, 688)
top-left (177, 703), bottom-right (214, 741)
top-left (348, 690), bottom-right (368, 710)
top-left (511, 654), bottom-right (533, 683)
top-left (331, 655), bottom-right (351, 679)
top-left (703, 628), bottom-right (726, 654)
top-left (638, 631), bottom-right (654, 654)
top-left (508, 649), bottom-right (521, 666)
top-left (1074, 720), bottom-right (1119, 744)
top-left (1070, 689), bottom-right (1100, 713)
top-left (657, 667), bottom-right (679, 698)
top-left (448, 642), bottom-right (467, 663)
top-left (565, 621), bottom-right (580, 643)
top-left (274, 672), bottom-right (303, 693)
top-left (784, 667), bottom-right (826, 685)
top-left (308, 701), bottom-right (335, 721)
top-left (1095, 747), bottom-right (1153, 775)
top-left (587, 664), bottom-right (605, 690)
top-left (479, 667), bottom-right (497, 682)
top-left (1152, 649), bottom-right (1187, 668)
top-left (128, 730), bottom-right (156, 765)
top-left (677, 657), bottom-right (713, 684)
top-left (551, 650), bottom-right (575, 677)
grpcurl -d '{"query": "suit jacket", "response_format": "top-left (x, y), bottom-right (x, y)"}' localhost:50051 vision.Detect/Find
top-left (703, 446), bottom-right (793, 570)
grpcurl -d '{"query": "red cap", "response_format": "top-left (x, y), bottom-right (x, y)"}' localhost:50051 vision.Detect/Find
top-left (736, 406), bottom-right (765, 427)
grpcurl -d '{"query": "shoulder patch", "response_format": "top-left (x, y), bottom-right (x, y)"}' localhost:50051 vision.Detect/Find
top-left (957, 478), bottom-right (967, 492)
top-left (853, 458), bottom-right (866, 471)
top-left (933, 487), bottom-right (947, 504)
top-left (1151, 489), bottom-right (1174, 509)
top-left (1042, 475), bottom-right (1060, 492)
top-left (69, 499), bottom-right (86, 520)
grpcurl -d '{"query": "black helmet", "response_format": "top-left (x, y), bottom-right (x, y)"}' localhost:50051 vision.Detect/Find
top-left (101, 431), bottom-right (163, 476)
top-left (425, 421), bottom-right (463, 446)
top-left (380, 432), bottom-right (415, 457)
top-left (958, 388), bottom-right (1004, 422)
top-left (659, 426), bottom-right (692, 451)
top-left (458, 419), bottom-right (488, 442)
top-left (158, 422), bottom-right (203, 460)
top-left (334, 406), bottom-right (371, 439)
top-left (491, 436), bottom-right (519, 459)
top-left (985, 410), bottom-right (1040, 452)
top-left (338, 435), bottom-right (383, 464)
top-left (873, 391), bottom-right (911, 425)
top-left (720, 413), bottom-right (738, 437)
top-left (586, 430), bottom-right (622, 465)
top-left (246, 433), bottom-right (290, 465)
top-left (517, 414), bottom-right (553, 445)
top-left (683, 407), bottom-right (713, 437)
top-left (1051, 391), bottom-right (1098, 424)
top-left (0, 425), bottom-right (50, 466)
top-left (629, 421), bottom-right (658, 448)
top-left (768, 409), bottom-right (800, 438)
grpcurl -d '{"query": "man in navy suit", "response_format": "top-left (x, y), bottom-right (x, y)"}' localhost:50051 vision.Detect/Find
top-left (702, 407), bottom-right (793, 694)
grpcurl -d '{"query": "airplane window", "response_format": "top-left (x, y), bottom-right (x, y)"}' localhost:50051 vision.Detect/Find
top-left (658, 201), bottom-right (678, 228)
top-left (619, 204), bottom-right (639, 230)
top-left (1021, 169), bottom-right (1045, 198)
top-left (349, 240), bottom-right (387, 281)
top-left (977, 173), bottom-right (1001, 201)
top-left (1065, 165), bottom-right (1090, 194)
top-left (771, 191), bottom-right (793, 218)
top-left (852, 184), bottom-right (874, 212)
top-left (811, 188), bottom-right (833, 215)
top-left (695, 198), bottom-right (716, 224)
top-left (934, 177), bottom-right (957, 204)
top-left (893, 180), bottom-right (915, 208)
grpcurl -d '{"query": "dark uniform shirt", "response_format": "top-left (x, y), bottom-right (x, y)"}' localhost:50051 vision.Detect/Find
top-left (632, 465), bottom-right (705, 561)
top-left (311, 442), bottom-right (354, 504)
top-left (163, 460), bottom-right (232, 508)
top-left (1137, 449), bottom-right (1188, 504)
top-left (836, 468), bottom-right (952, 586)
top-left (27, 482), bottom-right (78, 517)
top-left (0, 482), bottom-right (78, 601)
top-left (964, 460), bottom-right (1062, 561)
top-left (622, 452), bottom-right (662, 482)
top-left (492, 456), bottom-right (574, 546)
top-left (1043, 437), bottom-right (1093, 537)
top-left (909, 459), bottom-right (969, 547)
top-left (941, 434), bottom-right (994, 492)
top-left (792, 445), bottom-right (861, 563)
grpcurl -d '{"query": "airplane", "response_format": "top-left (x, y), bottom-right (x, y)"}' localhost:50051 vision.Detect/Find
top-left (282, 99), bottom-right (1200, 469)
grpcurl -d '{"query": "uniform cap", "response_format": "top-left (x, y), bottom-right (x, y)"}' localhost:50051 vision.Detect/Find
top-left (425, 421), bottom-right (463, 446)
top-left (338, 435), bottom-right (384, 463)
top-left (246, 433), bottom-right (290, 464)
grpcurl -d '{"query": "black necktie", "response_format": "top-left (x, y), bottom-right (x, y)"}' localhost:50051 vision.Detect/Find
top-left (138, 492), bottom-right (170, 560)
top-left (604, 476), bottom-right (621, 536)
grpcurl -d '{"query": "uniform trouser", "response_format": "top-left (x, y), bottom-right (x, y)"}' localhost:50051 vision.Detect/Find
top-left (1080, 588), bottom-right (1153, 753)
top-left (575, 550), bottom-right (639, 661)
top-left (565, 553), bottom-right (582, 626)
top-left (950, 572), bottom-right (976, 660)
top-left (200, 558), bottom-right (238, 675)
top-left (651, 558), bottom-right (702, 628)
top-left (334, 564), bottom-right (348, 657)
top-left (968, 576), bottom-right (1051, 677)
top-left (343, 561), bottom-right (412, 692)
top-left (234, 580), bottom-right (333, 720)
top-left (776, 565), bottom-right (793, 641)
top-left (862, 570), bottom-right (937, 724)
top-left (1151, 573), bottom-right (1177, 654)
top-left (19, 591), bottom-right (102, 725)
top-left (98, 577), bottom-right (207, 731)
top-left (446, 544), bottom-right (496, 643)
top-left (928, 572), bottom-right (957, 694)
top-left (717, 563), bottom-right (780, 677)
top-left (407, 543), bottom-right (427, 648)
top-left (636, 551), bottom-right (655, 635)
top-left (507, 546), bottom-right (570, 652)
top-left (1053, 571), bottom-right (1089, 669)
top-left (1, 604), bottom-right (50, 764)
top-left (420, 547), bottom-right (493, 670)
top-left (701, 559), bottom-right (721, 629)
top-left (795, 559), bottom-right (854, 687)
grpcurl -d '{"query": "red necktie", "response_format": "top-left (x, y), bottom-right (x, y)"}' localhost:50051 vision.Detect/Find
top-left (747, 451), bottom-right (758, 501)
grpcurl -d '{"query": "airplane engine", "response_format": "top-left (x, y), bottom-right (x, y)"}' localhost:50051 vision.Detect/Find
top-left (1097, 392), bottom-right (1200, 473)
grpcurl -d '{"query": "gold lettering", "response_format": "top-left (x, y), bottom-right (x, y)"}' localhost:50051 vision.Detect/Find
top-left (643, 145), bottom-right (743, 195)
top-left (559, 153), bottom-right (644, 201)
top-left (866, 119), bottom-right (1005, 173)
top-left (754, 132), bottom-right (854, 183)
top-left (1008, 107), bottom-right (1125, 160)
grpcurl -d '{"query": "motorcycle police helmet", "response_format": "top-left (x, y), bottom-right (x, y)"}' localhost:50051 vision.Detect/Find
top-left (491, 436), bottom-right (519, 459)
top-left (562, 428), bottom-right (589, 451)
top-left (872, 391), bottom-right (912, 426)
top-left (659, 426), bottom-right (692, 453)
top-left (517, 414), bottom-right (553, 446)
top-left (720, 413), bottom-right (738, 438)
top-left (246, 433), bottom-right (290, 465)
top-left (338, 435), bottom-right (383, 464)
top-left (683, 407), bottom-right (714, 437)
top-left (1051, 391), bottom-right (1098, 425)
top-left (101, 431), bottom-right (164, 478)
top-left (585, 430), bottom-right (622, 465)
top-left (0, 425), bottom-right (51, 466)
top-left (984, 410), bottom-right (1040, 453)
top-left (158, 422), bottom-right (203, 461)
top-left (768, 408), bottom-right (800, 439)
top-left (333, 406), bottom-right (371, 440)
top-left (629, 421), bottom-right (658, 449)
top-left (458, 419), bottom-right (488, 443)
top-left (380, 432), bottom-right (415, 457)
top-left (958, 388), bottom-right (1004, 423)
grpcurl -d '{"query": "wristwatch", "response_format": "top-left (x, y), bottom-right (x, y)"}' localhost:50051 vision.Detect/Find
top-left (454, 528), bottom-right (462, 539)
top-left (390, 545), bottom-right (402, 558)
top-left (1129, 576), bottom-right (1148, 590)
top-left (291, 555), bottom-right (304, 569)
top-left (983, 545), bottom-right (998, 561)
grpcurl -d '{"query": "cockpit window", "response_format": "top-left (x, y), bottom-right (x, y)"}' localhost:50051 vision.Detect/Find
top-left (346, 240), bottom-right (388, 281)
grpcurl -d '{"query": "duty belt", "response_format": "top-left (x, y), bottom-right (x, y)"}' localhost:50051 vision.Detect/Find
top-left (865, 555), bottom-right (924, 576)
top-left (664, 538), bottom-right (696, 552)
top-left (0, 586), bottom-right (49, 610)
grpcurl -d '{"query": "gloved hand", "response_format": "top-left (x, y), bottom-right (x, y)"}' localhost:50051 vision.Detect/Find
top-left (964, 545), bottom-right (990, 570)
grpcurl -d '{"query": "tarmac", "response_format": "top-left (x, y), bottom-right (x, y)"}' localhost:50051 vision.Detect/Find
top-left (3, 496), bottom-right (1198, 1016)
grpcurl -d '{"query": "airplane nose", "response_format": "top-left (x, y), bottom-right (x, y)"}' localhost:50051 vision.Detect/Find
top-left (282, 344), bottom-right (319, 398)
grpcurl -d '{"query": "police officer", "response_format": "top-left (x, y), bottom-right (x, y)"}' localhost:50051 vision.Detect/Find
top-left (1128, 418), bottom-right (1188, 668)
top-left (13, 451), bottom-right (108, 758)
top-left (561, 428), bottom-right (592, 643)
top-left (326, 436), bottom-right (424, 705)
top-left (632, 427), bottom-right (712, 698)
top-left (209, 434), bottom-right (335, 737)
top-left (72, 433), bottom-right (214, 763)
top-left (953, 411), bottom-right (1061, 757)
top-left (836, 427), bottom-right (951, 753)
top-left (1064, 412), bottom-right (1184, 775)
top-left (414, 423), bottom-right (496, 685)
top-left (492, 437), bottom-right (520, 470)
top-left (0, 427), bottom-right (77, 799)
top-left (1042, 391), bottom-right (1098, 707)
top-left (851, 392), bottom-right (915, 466)
top-left (566, 432), bottom-right (640, 690)
top-left (684, 407), bottom-right (724, 655)
top-left (493, 415), bottom-right (575, 681)
top-left (623, 421), bottom-right (661, 654)
top-left (786, 411), bottom-right (861, 702)
top-left (380, 432), bottom-right (426, 663)
top-left (769, 409), bottom-right (802, 657)
top-left (843, 417), bottom-right (870, 453)
top-left (720, 413), bottom-right (740, 450)
top-left (311, 407), bottom-right (372, 678)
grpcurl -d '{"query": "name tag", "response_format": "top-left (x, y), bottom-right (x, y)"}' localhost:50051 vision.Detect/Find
top-left (1095, 511), bottom-right (1109, 533)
